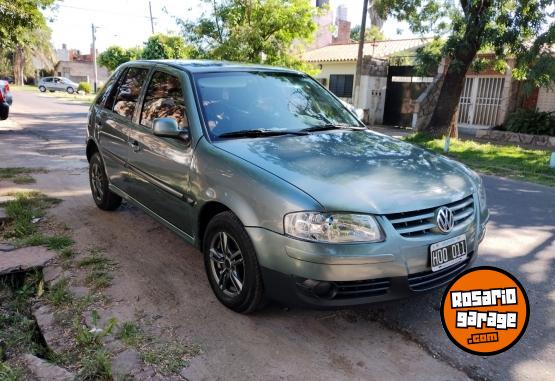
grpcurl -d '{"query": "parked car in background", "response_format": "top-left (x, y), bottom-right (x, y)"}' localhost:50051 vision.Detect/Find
top-left (0, 80), bottom-right (12, 120)
top-left (38, 77), bottom-right (79, 94)
top-left (86, 60), bottom-right (489, 314)
top-left (0, 76), bottom-right (14, 84)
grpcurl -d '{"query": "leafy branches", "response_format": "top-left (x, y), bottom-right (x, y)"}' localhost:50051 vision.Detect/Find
top-left (175, 0), bottom-right (319, 71)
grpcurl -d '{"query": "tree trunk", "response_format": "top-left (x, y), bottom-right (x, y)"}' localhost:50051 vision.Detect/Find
top-left (425, 56), bottom-right (475, 138)
top-left (13, 46), bottom-right (25, 86)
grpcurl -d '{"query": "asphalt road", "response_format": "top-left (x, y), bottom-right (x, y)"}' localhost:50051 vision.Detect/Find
top-left (1, 89), bottom-right (554, 380)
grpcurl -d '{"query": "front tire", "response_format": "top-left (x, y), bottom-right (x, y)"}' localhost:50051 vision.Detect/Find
top-left (203, 211), bottom-right (265, 313)
top-left (38, 86), bottom-right (46, 92)
top-left (67, 87), bottom-right (75, 94)
top-left (89, 152), bottom-right (122, 211)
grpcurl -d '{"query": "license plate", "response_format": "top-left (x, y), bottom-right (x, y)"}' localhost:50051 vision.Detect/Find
top-left (430, 234), bottom-right (467, 272)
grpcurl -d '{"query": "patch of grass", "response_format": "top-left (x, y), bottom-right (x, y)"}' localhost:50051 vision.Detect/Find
top-left (46, 278), bottom-right (72, 307)
top-left (59, 247), bottom-right (75, 260)
top-left (45, 235), bottom-right (74, 251)
top-left (405, 133), bottom-right (555, 187)
top-left (9, 85), bottom-right (36, 92)
top-left (1, 192), bottom-right (61, 240)
top-left (85, 272), bottom-right (113, 291)
top-left (78, 249), bottom-right (116, 291)
top-left (116, 321), bottom-right (200, 375)
top-left (0, 362), bottom-right (24, 381)
top-left (37, 90), bottom-right (95, 105)
top-left (141, 340), bottom-right (200, 375)
top-left (117, 322), bottom-right (140, 347)
top-left (77, 349), bottom-right (112, 381)
top-left (14, 233), bottom-right (73, 252)
top-left (0, 167), bottom-right (47, 184)
top-left (12, 175), bottom-right (35, 184)
top-left (0, 272), bottom-right (49, 360)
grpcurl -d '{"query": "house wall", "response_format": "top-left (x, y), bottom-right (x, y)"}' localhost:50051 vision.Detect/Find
top-left (54, 61), bottom-right (109, 85)
top-left (536, 87), bottom-right (555, 112)
top-left (314, 61), bottom-right (357, 84)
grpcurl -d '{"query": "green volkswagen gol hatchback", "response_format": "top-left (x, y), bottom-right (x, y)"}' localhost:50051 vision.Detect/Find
top-left (86, 60), bottom-right (489, 313)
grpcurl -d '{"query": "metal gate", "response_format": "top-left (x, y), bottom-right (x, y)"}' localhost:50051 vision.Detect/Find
top-left (458, 76), bottom-right (505, 128)
top-left (383, 65), bottom-right (431, 126)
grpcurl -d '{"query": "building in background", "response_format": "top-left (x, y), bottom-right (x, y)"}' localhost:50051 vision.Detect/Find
top-left (332, 5), bottom-right (351, 44)
top-left (303, 38), bottom-right (432, 124)
top-left (53, 44), bottom-right (109, 85)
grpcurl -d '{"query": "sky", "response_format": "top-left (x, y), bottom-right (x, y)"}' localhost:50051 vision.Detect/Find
top-left (44, 0), bottom-right (414, 53)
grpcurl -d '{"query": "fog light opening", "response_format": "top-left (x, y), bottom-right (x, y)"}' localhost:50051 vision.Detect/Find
top-left (300, 279), bottom-right (336, 298)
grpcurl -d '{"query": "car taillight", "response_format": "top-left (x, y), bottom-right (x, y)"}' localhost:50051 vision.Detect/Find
top-left (0, 89), bottom-right (4, 102)
top-left (5, 83), bottom-right (9, 92)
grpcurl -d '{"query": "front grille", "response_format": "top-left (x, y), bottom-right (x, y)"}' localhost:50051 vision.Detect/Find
top-left (385, 195), bottom-right (475, 238)
top-left (408, 252), bottom-right (473, 292)
top-left (331, 278), bottom-right (391, 299)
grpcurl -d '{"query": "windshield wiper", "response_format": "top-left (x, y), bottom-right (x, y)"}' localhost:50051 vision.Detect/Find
top-left (217, 129), bottom-right (309, 139)
top-left (300, 124), bottom-right (366, 132)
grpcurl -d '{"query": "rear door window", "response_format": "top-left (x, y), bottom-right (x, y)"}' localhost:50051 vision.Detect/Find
top-left (112, 67), bottom-right (149, 119)
top-left (140, 71), bottom-right (188, 129)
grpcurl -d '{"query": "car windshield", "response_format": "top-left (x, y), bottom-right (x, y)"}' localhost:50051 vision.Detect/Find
top-left (194, 71), bottom-right (362, 139)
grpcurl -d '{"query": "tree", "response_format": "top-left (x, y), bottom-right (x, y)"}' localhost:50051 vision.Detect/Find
top-left (0, 0), bottom-right (54, 49)
top-left (98, 46), bottom-right (141, 72)
top-left (377, 0), bottom-right (555, 137)
top-left (0, 0), bottom-right (56, 84)
top-left (350, 25), bottom-right (385, 42)
top-left (12, 24), bottom-right (56, 84)
top-left (176, 0), bottom-right (319, 72)
top-left (141, 34), bottom-right (192, 60)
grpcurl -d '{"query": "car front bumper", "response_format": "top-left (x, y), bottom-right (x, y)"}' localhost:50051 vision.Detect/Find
top-left (246, 211), bottom-right (488, 308)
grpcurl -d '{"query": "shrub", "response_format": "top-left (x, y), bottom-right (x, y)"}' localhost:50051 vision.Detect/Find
top-left (78, 82), bottom-right (92, 94)
top-left (505, 109), bottom-right (555, 136)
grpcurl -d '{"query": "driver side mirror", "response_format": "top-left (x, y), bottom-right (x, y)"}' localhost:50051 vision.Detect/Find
top-left (153, 117), bottom-right (189, 142)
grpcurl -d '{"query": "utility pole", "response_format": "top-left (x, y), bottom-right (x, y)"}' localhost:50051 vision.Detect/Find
top-left (353, 0), bottom-right (369, 108)
top-left (149, 1), bottom-right (155, 34)
top-left (91, 23), bottom-right (98, 93)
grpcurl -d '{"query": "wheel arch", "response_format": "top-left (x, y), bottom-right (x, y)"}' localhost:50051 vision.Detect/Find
top-left (86, 139), bottom-right (99, 162)
top-left (196, 201), bottom-right (232, 249)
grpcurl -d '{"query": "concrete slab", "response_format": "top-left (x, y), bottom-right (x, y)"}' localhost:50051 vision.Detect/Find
top-left (21, 353), bottom-right (73, 381)
top-left (32, 304), bottom-right (69, 355)
top-left (0, 246), bottom-right (56, 275)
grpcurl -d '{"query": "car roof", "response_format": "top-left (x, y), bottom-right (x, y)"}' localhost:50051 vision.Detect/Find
top-left (129, 59), bottom-right (303, 75)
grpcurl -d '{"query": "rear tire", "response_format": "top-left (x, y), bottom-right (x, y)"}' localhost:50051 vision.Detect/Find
top-left (89, 152), bottom-right (122, 211)
top-left (203, 211), bottom-right (265, 313)
top-left (38, 86), bottom-right (46, 92)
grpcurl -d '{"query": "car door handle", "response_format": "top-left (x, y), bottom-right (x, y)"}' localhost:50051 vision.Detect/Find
top-left (130, 140), bottom-right (141, 152)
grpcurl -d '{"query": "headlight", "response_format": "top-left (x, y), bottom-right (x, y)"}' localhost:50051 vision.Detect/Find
top-left (284, 212), bottom-right (384, 243)
top-left (477, 177), bottom-right (487, 213)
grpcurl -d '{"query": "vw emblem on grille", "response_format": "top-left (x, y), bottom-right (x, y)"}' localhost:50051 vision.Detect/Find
top-left (435, 206), bottom-right (454, 233)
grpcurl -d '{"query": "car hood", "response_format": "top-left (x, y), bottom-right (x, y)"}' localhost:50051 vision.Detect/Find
top-left (215, 130), bottom-right (475, 214)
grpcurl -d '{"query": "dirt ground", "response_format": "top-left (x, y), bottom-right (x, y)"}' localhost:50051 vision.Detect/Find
top-left (0, 169), bottom-right (470, 380)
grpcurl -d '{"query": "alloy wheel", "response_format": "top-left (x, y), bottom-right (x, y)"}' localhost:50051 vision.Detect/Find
top-left (209, 231), bottom-right (245, 297)
top-left (90, 161), bottom-right (104, 201)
